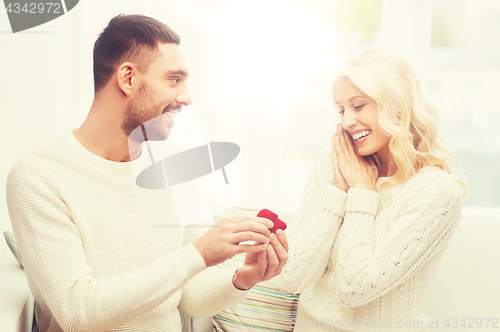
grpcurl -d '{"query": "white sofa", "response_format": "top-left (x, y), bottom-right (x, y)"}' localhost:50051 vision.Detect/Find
top-left (1, 206), bottom-right (499, 332)
top-left (0, 241), bottom-right (33, 332)
top-left (420, 206), bottom-right (500, 325)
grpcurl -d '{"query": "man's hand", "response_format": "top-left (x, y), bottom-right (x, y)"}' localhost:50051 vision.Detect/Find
top-left (192, 216), bottom-right (273, 267)
top-left (232, 229), bottom-right (289, 290)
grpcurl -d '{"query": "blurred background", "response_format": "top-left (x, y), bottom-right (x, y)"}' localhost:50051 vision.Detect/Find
top-left (1, 0), bottom-right (499, 231)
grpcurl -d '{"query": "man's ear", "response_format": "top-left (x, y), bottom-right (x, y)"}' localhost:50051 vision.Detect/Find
top-left (116, 62), bottom-right (138, 97)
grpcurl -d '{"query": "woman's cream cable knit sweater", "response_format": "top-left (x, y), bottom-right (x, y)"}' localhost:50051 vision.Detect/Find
top-left (281, 146), bottom-right (463, 332)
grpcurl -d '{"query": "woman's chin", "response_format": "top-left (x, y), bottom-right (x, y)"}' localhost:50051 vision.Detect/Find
top-left (355, 146), bottom-right (373, 157)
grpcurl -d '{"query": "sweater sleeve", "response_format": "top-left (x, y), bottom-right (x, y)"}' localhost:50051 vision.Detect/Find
top-left (178, 221), bottom-right (248, 318)
top-left (281, 147), bottom-right (348, 294)
top-left (336, 174), bottom-right (463, 307)
top-left (6, 163), bottom-right (208, 332)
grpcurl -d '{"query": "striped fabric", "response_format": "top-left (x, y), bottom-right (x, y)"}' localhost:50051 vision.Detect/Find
top-left (213, 254), bottom-right (298, 332)
top-left (180, 308), bottom-right (195, 332)
top-left (3, 230), bottom-right (23, 268)
top-left (210, 205), bottom-right (298, 332)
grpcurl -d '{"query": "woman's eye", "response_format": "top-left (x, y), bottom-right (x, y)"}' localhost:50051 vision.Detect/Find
top-left (354, 104), bottom-right (364, 110)
top-left (171, 79), bottom-right (179, 83)
top-left (338, 109), bottom-right (345, 115)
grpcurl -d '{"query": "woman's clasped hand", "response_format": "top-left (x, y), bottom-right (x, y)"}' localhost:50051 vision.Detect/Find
top-left (331, 124), bottom-right (380, 193)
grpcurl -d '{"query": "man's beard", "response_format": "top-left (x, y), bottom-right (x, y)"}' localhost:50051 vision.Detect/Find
top-left (122, 84), bottom-right (178, 144)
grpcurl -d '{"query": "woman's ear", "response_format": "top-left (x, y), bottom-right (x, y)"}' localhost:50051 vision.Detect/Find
top-left (116, 62), bottom-right (137, 97)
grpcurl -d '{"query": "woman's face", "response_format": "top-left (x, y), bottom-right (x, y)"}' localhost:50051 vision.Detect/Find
top-left (334, 77), bottom-right (391, 157)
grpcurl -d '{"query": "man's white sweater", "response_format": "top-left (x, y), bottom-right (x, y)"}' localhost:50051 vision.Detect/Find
top-left (282, 147), bottom-right (464, 332)
top-left (7, 132), bottom-right (247, 332)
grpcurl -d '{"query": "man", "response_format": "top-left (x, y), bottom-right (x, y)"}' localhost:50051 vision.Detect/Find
top-left (6, 14), bottom-right (288, 332)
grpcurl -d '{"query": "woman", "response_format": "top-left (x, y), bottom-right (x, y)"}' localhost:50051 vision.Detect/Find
top-left (281, 49), bottom-right (465, 332)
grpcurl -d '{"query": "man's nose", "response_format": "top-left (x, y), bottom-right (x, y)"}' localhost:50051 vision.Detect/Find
top-left (176, 83), bottom-right (192, 106)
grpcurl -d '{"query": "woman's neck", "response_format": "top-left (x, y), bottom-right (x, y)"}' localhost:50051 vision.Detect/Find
top-left (375, 147), bottom-right (396, 178)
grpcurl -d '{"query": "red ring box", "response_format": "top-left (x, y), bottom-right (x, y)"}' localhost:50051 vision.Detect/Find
top-left (257, 209), bottom-right (287, 233)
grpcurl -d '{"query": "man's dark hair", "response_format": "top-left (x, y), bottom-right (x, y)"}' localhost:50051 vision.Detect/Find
top-left (93, 14), bottom-right (181, 93)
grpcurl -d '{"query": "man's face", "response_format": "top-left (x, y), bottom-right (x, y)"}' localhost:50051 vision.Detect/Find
top-left (123, 43), bottom-right (191, 142)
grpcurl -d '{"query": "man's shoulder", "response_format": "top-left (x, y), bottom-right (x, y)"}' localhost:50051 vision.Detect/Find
top-left (9, 132), bottom-right (73, 176)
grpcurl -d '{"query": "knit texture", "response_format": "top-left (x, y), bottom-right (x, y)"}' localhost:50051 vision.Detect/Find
top-left (6, 132), bottom-right (248, 332)
top-left (281, 146), bottom-right (463, 332)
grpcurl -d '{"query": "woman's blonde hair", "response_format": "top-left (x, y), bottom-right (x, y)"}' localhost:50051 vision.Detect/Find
top-left (333, 49), bottom-right (466, 194)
